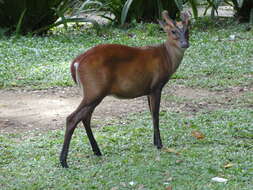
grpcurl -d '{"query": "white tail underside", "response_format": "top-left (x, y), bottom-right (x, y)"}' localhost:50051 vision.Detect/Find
top-left (73, 62), bottom-right (84, 95)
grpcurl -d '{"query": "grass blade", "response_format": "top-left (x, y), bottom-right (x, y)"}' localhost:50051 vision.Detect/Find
top-left (188, 0), bottom-right (198, 18)
top-left (174, 0), bottom-right (184, 11)
top-left (121, 0), bottom-right (134, 26)
top-left (15, 8), bottom-right (27, 36)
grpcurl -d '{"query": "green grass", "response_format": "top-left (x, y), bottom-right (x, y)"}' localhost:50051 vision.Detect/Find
top-left (0, 17), bottom-right (253, 189)
top-left (0, 108), bottom-right (252, 189)
top-left (0, 17), bottom-right (252, 89)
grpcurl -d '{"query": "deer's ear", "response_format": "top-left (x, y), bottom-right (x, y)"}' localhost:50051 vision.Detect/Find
top-left (162, 10), bottom-right (175, 28)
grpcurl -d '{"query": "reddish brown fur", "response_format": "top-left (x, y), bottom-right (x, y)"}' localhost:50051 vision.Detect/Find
top-left (71, 43), bottom-right (178, 101)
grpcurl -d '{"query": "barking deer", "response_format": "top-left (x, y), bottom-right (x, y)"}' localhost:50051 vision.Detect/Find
top-left (60, 11), bottom-right (190, 168)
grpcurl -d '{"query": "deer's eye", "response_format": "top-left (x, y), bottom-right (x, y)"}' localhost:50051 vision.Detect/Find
top-left (171, 30), bottom-right (177, 35)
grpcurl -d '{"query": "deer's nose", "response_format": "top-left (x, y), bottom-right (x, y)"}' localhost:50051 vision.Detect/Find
top-left (180, 41), bottom-right (189, 48)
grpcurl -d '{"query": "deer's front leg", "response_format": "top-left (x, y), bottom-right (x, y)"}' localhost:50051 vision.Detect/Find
top-left (148, 89), bottom-right (162, 149)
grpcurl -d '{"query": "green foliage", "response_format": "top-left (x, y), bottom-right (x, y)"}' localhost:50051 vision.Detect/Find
top-left (0, 0), bottom-right (100, 35)
top-left (15, 8), bottom-right (26, 36)
top-left (98, 0), bottom-right (181, 25)
top-left (120, 0), bottom-right (134, 26)
top-left (97, 0), bottom-right (251, 24)
top-left (188, 0), bottom-right (198, 18)
top-left (199, 0), bottom-right (252, 23)
top-left (206, 0), bottom-right (223, 18)
top-left (232, 0), bottom-right (253, 23)
top-left (0, 0), bottom-right (63, 34)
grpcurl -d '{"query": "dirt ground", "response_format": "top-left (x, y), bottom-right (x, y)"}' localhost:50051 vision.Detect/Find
top-left (1, 85), bottom-right (250, 134)
top-left (0, 86), bottom-right (148, 133)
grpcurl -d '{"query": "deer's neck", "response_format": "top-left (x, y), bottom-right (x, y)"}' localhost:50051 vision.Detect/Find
top-left (163, 41), bottom-right (185, 74)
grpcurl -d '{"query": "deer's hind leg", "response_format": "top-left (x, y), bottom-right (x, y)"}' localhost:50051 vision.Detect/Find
top-left (60, 97), bottom-right (103, 168)
top-left (82, 108), bottom-right (101, 156)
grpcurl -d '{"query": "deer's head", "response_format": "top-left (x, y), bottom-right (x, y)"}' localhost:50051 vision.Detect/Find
top-left (158, 11), bottom-right (190, 49)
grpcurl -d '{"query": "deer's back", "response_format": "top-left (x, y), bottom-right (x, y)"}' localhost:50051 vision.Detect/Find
top-left (74, 44), bottom-right (169, 99)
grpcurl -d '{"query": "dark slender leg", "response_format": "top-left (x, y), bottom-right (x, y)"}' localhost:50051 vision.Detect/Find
top-left (148, 89), bottom-right (163, 149)
top-left (60, 119), bottom-right (76, 168)
top-left (60, 97), bottom-right (104, 168)
top-left (82, 109), bottom-right (102, 156)
top-left (60, 104), bottom-right (93, 168)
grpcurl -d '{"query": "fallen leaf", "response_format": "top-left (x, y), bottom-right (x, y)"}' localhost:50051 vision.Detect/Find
top-left (163, 148), bottom-right (180, 155)
top-left (224, 163), bottom-right (234, 169)
top-left (137, 184), bottom-right (145, 190)
top-left (163, 177), bottom-right (173, 186)
top-left (176, 160), bottom-right (183, 164)
top-left (191, 131), bottom-right (205, 139)
top-left (165, 186), bottom-right (172, 190)
top-left (211, 177), bottom-right (228, 183)
top-left (120, 182), bottom-right (127, 187)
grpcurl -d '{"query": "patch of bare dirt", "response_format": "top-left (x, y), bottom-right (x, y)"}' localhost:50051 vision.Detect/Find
top-left (162, 85), bottom-right (253, 114)
top-left (0, 87), bottom-right (147, 133)
top-left (0, 85), bottom-right (251, 133)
